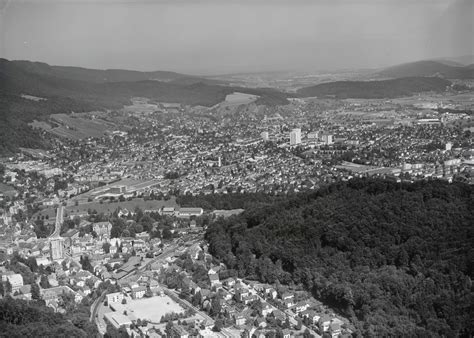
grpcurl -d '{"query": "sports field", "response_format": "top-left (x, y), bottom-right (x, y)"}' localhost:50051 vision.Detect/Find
top-left (127, 295), bottom-right (185, 322)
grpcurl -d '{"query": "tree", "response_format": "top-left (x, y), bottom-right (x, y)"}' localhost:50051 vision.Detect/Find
top-left (80, 255), bottom-right (93, 273)
top-left (40, 275), bottom-right (50, 289)
top-left (85, 278), bottom-right (95, 289)
top-left (103, 242), bottom-right (111, 254)
top-left (73, 216), bottom-right (81, 226)
top-left (26, 256), bottom-right (38, 272)
top-left (213, 318), bottom-right (224, 332)
top-left (210, 297), bottom-right (222, 317)
top-left (296, 318), bottom-right (302, 330)
top-left (31, 283), bottom-right (41, 300)
top-left (5, 280), bottom-right (12, 294)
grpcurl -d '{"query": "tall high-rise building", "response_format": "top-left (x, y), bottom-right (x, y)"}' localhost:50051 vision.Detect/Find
top-left (290, 128), bottom-right (301, 145)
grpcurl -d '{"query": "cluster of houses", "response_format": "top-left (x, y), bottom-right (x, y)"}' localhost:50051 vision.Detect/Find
top-left (0, 261), bottom-right (98, 312)
top-left (133, 243), bottom-right (351, 338)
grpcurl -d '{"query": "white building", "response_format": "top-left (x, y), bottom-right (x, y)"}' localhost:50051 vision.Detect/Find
top-left (106, 292), bottom-right (124, 304)
top-left (50, 238), bottom-right (64, 260)
top-left (2, 273), bottom-right (24, 292)
top-left (321, 133), bottom-right (333, 145)
top-left (290, 128), bottom-right (301, 145)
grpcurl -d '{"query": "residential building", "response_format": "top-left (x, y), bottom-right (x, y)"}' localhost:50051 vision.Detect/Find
top-left (132, 285), bottom-right (147, 299)
top-left (290, 128), bottom-right (301, 145)
top-left (93, 221), bottom-right (112, 238)
top-left (106, 292), bottom-right (125, 304)
top-left (2, 273), bottom-right (23, 292)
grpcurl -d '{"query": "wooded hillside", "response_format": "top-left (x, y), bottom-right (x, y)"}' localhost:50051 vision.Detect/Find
top-left (205, 179), bottom-right (473, 336)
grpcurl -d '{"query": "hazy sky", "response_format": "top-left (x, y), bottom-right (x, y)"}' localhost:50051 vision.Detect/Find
top-left (0, 0), bottom-right (472, 75)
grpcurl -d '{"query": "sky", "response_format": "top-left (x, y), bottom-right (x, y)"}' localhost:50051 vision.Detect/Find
top-left (0, 0), bottom-right (472, 75)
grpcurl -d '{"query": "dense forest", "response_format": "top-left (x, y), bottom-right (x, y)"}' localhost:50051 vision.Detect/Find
top-left (176, 192), bottom-right (290, 210)
top-left (205, 179), bottom-right (474, 336)
top-left (0, 297), bottom-right (94, 337)
top-left (296, 77), bottom-right (451, 99)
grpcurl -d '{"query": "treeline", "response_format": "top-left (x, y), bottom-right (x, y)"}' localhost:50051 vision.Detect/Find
top-left (205, 179), bottom-right (474, 336)
top-left (0, 297), bottom-right (93, 337)
top-left (176, 192), bottom-right (289, 210)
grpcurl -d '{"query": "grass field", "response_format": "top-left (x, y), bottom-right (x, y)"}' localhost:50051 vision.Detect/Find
top-left (30, 113), bottom-right (116, 140)
top-left (127, 296), bottom-right (185, 322)
top-left (223, 92), bottom-right (259, 106)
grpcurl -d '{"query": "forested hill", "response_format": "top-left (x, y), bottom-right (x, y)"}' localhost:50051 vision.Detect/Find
top-left (205, 179), bottom-right (474, 336)
top-left (378, 60), bottom-right (474, 79)
top-left (296, 77), bottom-right (451, 99)
top-left (9, 59), bottom-right (216, 84)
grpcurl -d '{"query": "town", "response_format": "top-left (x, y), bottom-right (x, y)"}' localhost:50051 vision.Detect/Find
top-left (0, 88), bottom-right (472, 338)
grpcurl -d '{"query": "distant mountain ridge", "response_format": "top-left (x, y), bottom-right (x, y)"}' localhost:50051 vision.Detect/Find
top-left (8, 59), bottom-right (223, 85)
top-left (378, 60), bottom-right (474, 79)
top-left (0, 58), bottom-right (289, 105)
top-left (296, 77), bottom-right (451, 99)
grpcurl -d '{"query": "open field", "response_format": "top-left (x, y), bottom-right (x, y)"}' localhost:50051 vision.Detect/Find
top-left (342, 91), bottom-right (474, 110)
top-left (30, 113), bottom-right (116, 140)
top-left (222, 92), bottom-right (259, 106)
top-left (127, 296), bottom-right (185, 322)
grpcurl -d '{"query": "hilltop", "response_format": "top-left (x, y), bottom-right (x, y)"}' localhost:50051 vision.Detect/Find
top-left (378, 60), bottom-right (474, 79)
top-left (8, 59), bottom-right (224, 85)
top-left (296, 77), bottom-right (451, 99)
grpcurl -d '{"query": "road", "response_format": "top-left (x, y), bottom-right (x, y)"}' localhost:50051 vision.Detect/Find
top-left (49, 205), bottom-right (64, 238)
top-left (91, 290), bottom-right (107, 321)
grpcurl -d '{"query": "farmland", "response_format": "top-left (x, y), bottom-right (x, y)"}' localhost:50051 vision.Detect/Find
top-left (30, 113), bottom-right (116, 140)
